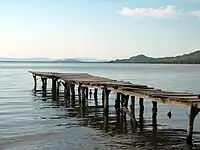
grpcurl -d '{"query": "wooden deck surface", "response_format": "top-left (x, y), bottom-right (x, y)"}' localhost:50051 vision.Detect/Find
top-left (30, 71), bottom-right (200, 108)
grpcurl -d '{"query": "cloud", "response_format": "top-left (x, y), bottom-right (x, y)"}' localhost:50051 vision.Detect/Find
top-left (188, 10), bottom-right (200, 17)
top-left (119, 5), bottom-right (182, 19)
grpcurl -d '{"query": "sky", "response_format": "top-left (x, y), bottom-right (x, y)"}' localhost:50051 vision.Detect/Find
top-left (0, 0), bottom-right (200, 60)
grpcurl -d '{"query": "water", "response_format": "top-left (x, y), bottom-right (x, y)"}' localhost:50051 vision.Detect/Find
top-left (0, 62), bottom-right (200, 150)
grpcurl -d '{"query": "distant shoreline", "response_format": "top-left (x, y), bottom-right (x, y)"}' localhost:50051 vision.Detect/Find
top-left (1, 50), bottom-right (200, 64)
top-left (1, 61), bottom-right (200, 64)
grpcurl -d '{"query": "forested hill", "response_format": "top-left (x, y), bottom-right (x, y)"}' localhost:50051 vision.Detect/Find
top-left (109, 50), bottom-right (200, 64)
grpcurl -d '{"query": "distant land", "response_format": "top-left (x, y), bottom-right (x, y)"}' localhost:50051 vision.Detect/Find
top-left (1, 50), bottom-right (200, 64)
top-left (0, 57), bottom-right (104, 63)
top-left (109, 50), bottom-right (200, 64)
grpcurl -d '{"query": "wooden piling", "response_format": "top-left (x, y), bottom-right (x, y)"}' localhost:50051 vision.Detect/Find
top-left (103, 87), bottom-right (110, 131)
top-left (78, 84), bottom-right (82, 107)
top-left (85, 87), bottom-right (89, 100)
top-left (139, 97), bottom-right (144, 130)
top-left (89, 89), bottom-right (92, 99)
top-left (115, 92), bottom-right (121, 113)
top-left (186, 104), bottom-right (200, 144)
top-left (81, 87), bottom-right (86, 117)
top-left (102, 89), bottom-right (105, 107)
top-left (56, 81), bottom-right (61, 101)
top-left (33, 75), bottom-right (37, 91)
top-left (70, 84), bottom-right (75, 107)
top-left (115, 92), bottom-right (121, 129)
top-left (52, 78), bottom-right (57, 101)
top-left (41, 77), bottom-right (47, 97)
top-left (63, 82), bottom-right (70, 107)
top-left (94, 88), bottom-right (98, 107)
top-left (152, 101), bottom-right (157, 131)
top-left (130, 96), bottom-right (137, 127)
top-left (123, 95), bottom-right (129, 132)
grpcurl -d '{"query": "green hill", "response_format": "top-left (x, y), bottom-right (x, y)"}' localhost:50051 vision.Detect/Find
top-left (109, 50), bottom-right (200, 64)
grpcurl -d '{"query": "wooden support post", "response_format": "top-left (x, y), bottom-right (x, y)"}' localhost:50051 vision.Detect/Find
top-left (152, 101), bottom-right (157, 131)
top-left (70, 84), bottom-right (75, 107)
top-left (120, 94), bottom-right (125, 130)
top-left (115, 93), bottom-right (121, 113)
top-left (123, 95), bottom-right (129, 132)
top-left (186, 104), bottom-right (199, 145)
top-left (102, 89), bottom-right (105, 107)
top-left (78, 84), bottom-right (82, 107)
top-left (89, 89), bottom-right (92, 99)
top-left (115, 92), bottom-right (121, 128)
top-left (52, 78), bottom-right (57, 101)
top-left (41, 77), bottom-right (47, 97)
top-left (81, 87), bottom-right (86, 117)
top-left (85, 87), bottom-right (89, 100)
top-left (33, 75), bottom-right (37, 91)
top-left (139, 97), bottom-right (144, 131)
top-left (63, 82), bottom-right (70, 107)
top-left (130, 96), bottom-right (138, 127)
top-left (103, 87), bottom-right (111, 131)
top-left (56, 81), bottom-right (61, 101)
top-left (94, 88), bottom-right (98, 107)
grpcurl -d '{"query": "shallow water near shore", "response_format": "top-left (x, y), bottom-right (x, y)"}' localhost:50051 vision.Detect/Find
top-left (0, 62), bottom-right (200, 150)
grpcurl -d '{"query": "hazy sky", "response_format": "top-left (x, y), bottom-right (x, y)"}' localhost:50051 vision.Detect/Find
top-left (0, 0), bottom-right (200, 60)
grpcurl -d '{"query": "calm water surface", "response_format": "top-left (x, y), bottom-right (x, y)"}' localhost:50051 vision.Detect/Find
top-left (0, 62), bottom-right (200, 150)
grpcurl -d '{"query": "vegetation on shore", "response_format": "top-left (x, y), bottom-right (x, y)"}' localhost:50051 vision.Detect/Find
top-left (108, 50), bottom-right (200, 64)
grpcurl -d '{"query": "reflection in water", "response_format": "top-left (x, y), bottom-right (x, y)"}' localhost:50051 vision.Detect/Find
top-left (32, 88), bottom-right (200, 150)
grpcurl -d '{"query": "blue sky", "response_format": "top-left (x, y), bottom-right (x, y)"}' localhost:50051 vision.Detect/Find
top-left (0, 0), bottom-right (199, 60)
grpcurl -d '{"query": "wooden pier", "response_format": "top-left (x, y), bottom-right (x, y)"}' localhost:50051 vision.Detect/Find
top-left (29, 71), bottom-right (200, 145)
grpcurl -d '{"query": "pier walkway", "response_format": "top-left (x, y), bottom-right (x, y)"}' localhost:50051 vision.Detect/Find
top-left (29, 71), bottom-right (200, 145)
